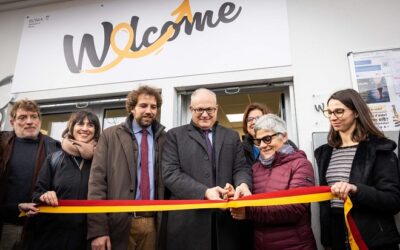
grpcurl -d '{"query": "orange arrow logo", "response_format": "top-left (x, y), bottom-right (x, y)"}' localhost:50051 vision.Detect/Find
top-left (85, 0), bottom-right (193, 73)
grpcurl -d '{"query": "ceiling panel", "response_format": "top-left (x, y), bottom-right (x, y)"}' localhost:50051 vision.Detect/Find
top-left (216, 89), bottom-right (284, 136)
top-left (0, 0), bottom-right (70, 12)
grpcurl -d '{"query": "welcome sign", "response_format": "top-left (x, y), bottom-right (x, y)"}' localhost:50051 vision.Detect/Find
top-left (12, 0), bottom-right (291, 93)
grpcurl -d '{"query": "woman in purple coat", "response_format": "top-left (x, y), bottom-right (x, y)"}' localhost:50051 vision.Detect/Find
top-left (231, 114), bottom-right (317, 250)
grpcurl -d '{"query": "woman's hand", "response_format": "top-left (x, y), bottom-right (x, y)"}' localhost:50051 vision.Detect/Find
top-left (230, 207), bottom-right (246, 220)
top-left (39, 191), bottom-right (59, 206)
top-left (331, 181), bottom-right (357, 200)
top-left (233, 183), bottom-right (251, 199)
top-left (18, 203), bottom-right (39, 217)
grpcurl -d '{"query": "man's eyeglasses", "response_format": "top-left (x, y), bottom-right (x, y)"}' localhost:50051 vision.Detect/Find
top-left (253, 133), bottom-right (281, 146)
top-left (191, 107), bottom-right (217, 114)
top-left (322, 108), bottom-right (351, 118)
top-left (246, 116), bottom-right (261, 123)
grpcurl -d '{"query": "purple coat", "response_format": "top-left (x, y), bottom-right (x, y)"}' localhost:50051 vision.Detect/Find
top-left (247, 150), bottom-right (317, 250)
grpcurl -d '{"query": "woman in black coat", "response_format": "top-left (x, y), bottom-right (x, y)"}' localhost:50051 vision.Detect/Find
top-left (315, 89), bottom-right (400, 250)
top-left (27, 110), bottom-right (100, 250)
top-left (241, 103), bottom-right (271, 166)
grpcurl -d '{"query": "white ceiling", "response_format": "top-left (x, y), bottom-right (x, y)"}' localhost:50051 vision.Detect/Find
top-left (0, 0), bottom-right (70, 12)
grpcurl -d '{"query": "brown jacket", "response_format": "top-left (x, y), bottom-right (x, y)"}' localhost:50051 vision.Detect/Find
top-left (0, 131), bottom-right (60, 239)
top-left (87, 115), bottom-right (166, 250)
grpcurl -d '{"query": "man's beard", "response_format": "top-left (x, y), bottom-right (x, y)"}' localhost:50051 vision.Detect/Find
top-left (137, 116), bottom-right (154, 127)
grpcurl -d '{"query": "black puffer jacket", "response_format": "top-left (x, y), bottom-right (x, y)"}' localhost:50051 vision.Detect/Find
top-left (315, 135), bottom-right (400, 248)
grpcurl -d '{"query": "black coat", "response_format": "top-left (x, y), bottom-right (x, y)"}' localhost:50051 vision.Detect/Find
top-left (162, 123), bottom-right (252, 250)
top-left (242, 134), bottom-right (258, 166)
top-left (315, 136), bottom-right (400, 248)
top-left (29, 151), bottom-right (91, 250)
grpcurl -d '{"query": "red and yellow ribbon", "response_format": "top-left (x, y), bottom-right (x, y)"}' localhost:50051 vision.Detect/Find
top-left (21, 186), bottom-right (366, 250)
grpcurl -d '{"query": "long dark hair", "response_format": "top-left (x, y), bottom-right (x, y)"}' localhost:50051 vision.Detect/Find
top-left (327, 89), bottom-right (384, 147)
top-left (242, 103), bottom-right (271, 135)
top-left (62, 111), bottom-right (101, 142)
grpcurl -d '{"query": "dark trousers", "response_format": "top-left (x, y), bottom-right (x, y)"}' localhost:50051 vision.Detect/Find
top-left (329, 209), bottom-right (350, 250)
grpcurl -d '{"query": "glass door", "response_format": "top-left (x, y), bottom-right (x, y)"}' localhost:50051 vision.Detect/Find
top-left (177, 82), bottom-right (297, 143)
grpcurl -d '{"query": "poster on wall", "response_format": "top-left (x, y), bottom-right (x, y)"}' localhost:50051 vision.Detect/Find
top-left (12, 0), bottom-right (291, 93)
top-left (348, 48), bottom-right (400, 131)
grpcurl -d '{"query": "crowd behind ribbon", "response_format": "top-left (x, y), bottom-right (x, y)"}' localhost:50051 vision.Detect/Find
top-left (0, 86), bottom-right (399, 250)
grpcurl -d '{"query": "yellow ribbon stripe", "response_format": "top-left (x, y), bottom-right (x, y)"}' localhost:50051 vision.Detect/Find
top-left (35, 192), bottom-right (334, 214)
top-left (21, 187), bottom-right (364, 250)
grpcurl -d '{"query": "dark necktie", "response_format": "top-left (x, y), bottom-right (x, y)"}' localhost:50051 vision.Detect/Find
top-left (140, 129), bottom-right (150, 200)
top-left (203, 130), bottom-right (216, 186)
top-left (203, 130), bottom-right (213, 160)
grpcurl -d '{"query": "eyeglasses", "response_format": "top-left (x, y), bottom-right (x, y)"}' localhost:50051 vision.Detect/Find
top-left (253, 133), bottom-right (281, 146)
top-left (322, 108), bottom-right (351, 118)
top-left (191, 107), bottom-right (217, 114)
top-left (246, 116), bottom-right (261, 123)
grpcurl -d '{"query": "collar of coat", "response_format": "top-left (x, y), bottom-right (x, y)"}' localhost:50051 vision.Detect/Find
top-left (189, 120), bottom-right (219, 134)
top-left (315, 135), bottom-right (397, 184)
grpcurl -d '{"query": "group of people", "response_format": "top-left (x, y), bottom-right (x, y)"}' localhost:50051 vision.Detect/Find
top-left (0, 86), bottom-right (399, 250)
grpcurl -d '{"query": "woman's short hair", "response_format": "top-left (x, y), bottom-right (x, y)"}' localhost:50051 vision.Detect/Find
top-left (125, 86), bottom-right (162, 113)
top-left (62, 110), bottom-right (101, 142)
top-left (327, 88), bottom-right (384, 147)
top-left (242, 103), bottom-right (271, 134)
top-left (254, 114), bottom-right (287, 135)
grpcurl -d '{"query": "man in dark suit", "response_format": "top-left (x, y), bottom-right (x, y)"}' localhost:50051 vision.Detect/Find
top-left (162, 88), bottom-right (252, 250)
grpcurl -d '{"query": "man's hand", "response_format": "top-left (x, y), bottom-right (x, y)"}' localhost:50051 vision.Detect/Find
top-left (18, 203), bottom-right (39, 217)
top-left (205, 186), bottom-right (227, 200)
top-left (233, 183), bottom-right (251, 199)
top-left (91, 235), bottom-right (111, 250)
top-left (39, 191), bottom-right (58, 207)
top-left (223, 183), bottom-right (235, 199)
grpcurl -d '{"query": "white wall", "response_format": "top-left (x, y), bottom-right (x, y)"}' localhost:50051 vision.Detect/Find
top-left (1, 0), bottom-right (399, 155)
top-left (287, 0), bottom-right (400, 158)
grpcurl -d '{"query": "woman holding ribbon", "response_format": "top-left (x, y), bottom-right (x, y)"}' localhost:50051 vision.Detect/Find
top-left (315, 88), bottom-right (400, 250)
top-left (27, 110), bottom-right (100, 250)
top-left (231, 114), bottom-right (316, 250)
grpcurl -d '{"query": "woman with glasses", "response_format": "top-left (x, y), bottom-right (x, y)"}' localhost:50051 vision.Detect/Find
top-left (231, 114), bottom-right (316, 250)
top-left (315, 88), bottom-right (400, 250)
top-left (241, 103), bottom-right (271, 166)
top-left (242, 103), bottom-right (298, 167)
top-left (23, 111), bottom-right (100, 250)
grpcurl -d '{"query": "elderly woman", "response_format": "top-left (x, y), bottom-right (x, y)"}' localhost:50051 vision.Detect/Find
top-left (231, 114), bottom-right (316, 250)
top-left (25, 110), bottom-right (100, 250)
top-left (242, 103), bottom-right (298, 166)
top-left (316, 89), bottom-right (400, 250)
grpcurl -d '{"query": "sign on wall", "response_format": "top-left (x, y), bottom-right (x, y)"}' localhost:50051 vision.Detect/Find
top-left (348, 48), bottom-right (400, 131)
top-left (12, 0), bottom-right (291, 93)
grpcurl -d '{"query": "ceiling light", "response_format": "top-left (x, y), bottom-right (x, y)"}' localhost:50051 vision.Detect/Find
top-left (226, 113), bottom-right (243, 123)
